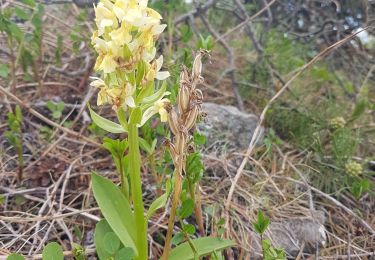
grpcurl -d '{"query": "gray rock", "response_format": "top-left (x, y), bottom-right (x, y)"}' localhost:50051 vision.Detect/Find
top-left (250, 211), bottom-right (327, 259)
top-left (198, 103), bottom-right (262, 151)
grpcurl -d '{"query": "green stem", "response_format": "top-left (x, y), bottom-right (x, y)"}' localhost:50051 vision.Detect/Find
top-left (128, 123), bottom-right (147, 260)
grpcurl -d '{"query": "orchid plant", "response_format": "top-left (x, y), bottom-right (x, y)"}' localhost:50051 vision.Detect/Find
top-left (88, 1), bottom-right (235, 259)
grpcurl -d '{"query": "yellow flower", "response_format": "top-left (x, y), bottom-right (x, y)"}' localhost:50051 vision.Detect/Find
top-left (90, 77), bottom-right (111, 106)
top-left (139, 97), bottom-right (170, 126)
top-left (146, 55), bottom-right (170, 81)
top-left (94, 2), bottom-right (118, 36)
top-left (110, 22), bottom-right (132, 44)
top-left (99, 55), bottom-right (118, 73)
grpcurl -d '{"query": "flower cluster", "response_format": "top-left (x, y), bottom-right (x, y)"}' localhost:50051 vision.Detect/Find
top-left (329, 116), bottom-right (346, 129)
top-left (345, 161), bottom-right (363, 177)
top-left (90, 0), bottom-right (170, 124)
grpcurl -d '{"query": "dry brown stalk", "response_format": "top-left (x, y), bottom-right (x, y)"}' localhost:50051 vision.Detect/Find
top-left (161, 52), bottom-right (206, 259)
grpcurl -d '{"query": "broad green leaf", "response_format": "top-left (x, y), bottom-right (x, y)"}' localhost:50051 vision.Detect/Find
top-left (88, 105), bottom-right (125, 134)
top-left (114, 247), bottom-right (135, 260)
top-left (14, 7), bottom-right (29, 20)
top-left (6, 253), bottom-right (25, 260)
top-left (91, 173), bottom-right (137, 255)
top-left (104, 232), bottom-right (121, 254)
top-left (95, 219), bottom-right (119, 260)
top-left (169, 237), bottom-right (236, 260)
top-left (0, 64), bottom-right (9, 78)
top-left (146, 192), bottom-right (168, 221)
top-left (42, 242), bottom-right (63, 260)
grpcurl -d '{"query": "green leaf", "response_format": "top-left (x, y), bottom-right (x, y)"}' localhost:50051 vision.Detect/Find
top-left (171, 232), bottom-right (185, 246)
top-left (104, 232), bottom-right (121, 254)
top-left (14, 7), bottom-right (29, 20)
top-left (140, 81), bottom-right (167, 105)
top-left (116, 107), bottom-right (129, 132)
top-left (71, 243), bottom-right (85, 260)
top-left (42, 242), bottom-right (64, 260)
top-left (253, 210), bottom-right (270, 235)
top-left (183, 224), bottom-right (196, 234)
top-left (6, 253), bottom-right (25, 260)
top-left (0, 64), bottom-right (9, 78)
top-left (20, 0), bottom-right (36, 7)
top-left (177, 199), bottom-right (195, 219)
top-left (95, 220), bottom-right (119, 260)
top-left (88, 105), bottom-right (125, 134)
top-left (350, 100), bottom-right (367, 122)
top-left (138, 137), bottom-right (152, 154)
top-left (146, 192), bottom-right (168, 221)
top-left (91, 173), bottom-right (137, 255)
top-left (114, 247), bottom-right (135, 260)
top-left (169, 237), bottom-right (236, 260)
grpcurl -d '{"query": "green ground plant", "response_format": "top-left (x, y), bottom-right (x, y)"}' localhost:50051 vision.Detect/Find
top-left (0, 0), bottom-right (44, 92)
top-left (4, 105), bottom-right (24, 183)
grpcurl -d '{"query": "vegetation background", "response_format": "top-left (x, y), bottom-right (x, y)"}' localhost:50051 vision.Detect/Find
top-left (0, 0), bottom-right (374, 259)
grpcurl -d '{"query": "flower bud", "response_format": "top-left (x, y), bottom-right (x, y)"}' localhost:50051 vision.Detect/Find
top-left (184, 106), bottom-right (199, 131)
top-left (168, 109), bottom-right (179, 136)
top-left (178, 85), bottom-right (190, 114)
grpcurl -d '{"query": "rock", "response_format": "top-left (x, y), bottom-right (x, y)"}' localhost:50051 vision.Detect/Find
top-left (250, 211), bottom-right (327, 258)
top-left (198, 103), bottom-right (263, 151)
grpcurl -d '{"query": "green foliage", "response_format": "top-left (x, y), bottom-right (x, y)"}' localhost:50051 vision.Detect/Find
top-left (72, 243), bottom-right (85, 260)
top-left (88, 105), bottom-right (126, 134)
top-left (261, 239), bottom-right (286, 260)
top-left (169, 237), bottom-right (235, 260)
top-left (4, 105), bottom-right (24, 180)
top-left (46, 101), bottom-right (65, 120)
top-left (252, 211), bottom-right (286, 260)
top-left (253, 210), bottom-right (270, 235)
top-left (196, 35), bottom-right (215, 51)
top-left (6, 253), bottom-right (25, 260)
top-left (42, 242), bottom-right (64, 260)
top-left (177, 198), bottom-right (195, 219)
top-left (91, 173), bottom-right (137, 255)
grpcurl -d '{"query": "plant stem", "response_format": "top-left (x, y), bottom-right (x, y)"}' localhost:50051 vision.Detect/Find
top-left (162, 134), bottom-right (185, 260)
top-left (128, 123), bottom-right (147, 260)
top-left (188, 182), bottom-right (204, 235)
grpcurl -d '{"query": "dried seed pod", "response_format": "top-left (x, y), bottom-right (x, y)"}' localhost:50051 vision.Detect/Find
top-left (184, 105), bottom-right (199, 131)
top-left (178, 85), bottom-right (190, 114)
top-left (180, 66), bottom-right (190, 83)
top-left (192, 53), bottom-right (202, 81)
top-left (176, 131), bottom-right (187, 155)
top-left (163, 139), bottom-right (178, 162)
top-left (193, 89), bottom-right (203, 103)
top-left (168, 109), bottom-right (179, 136)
